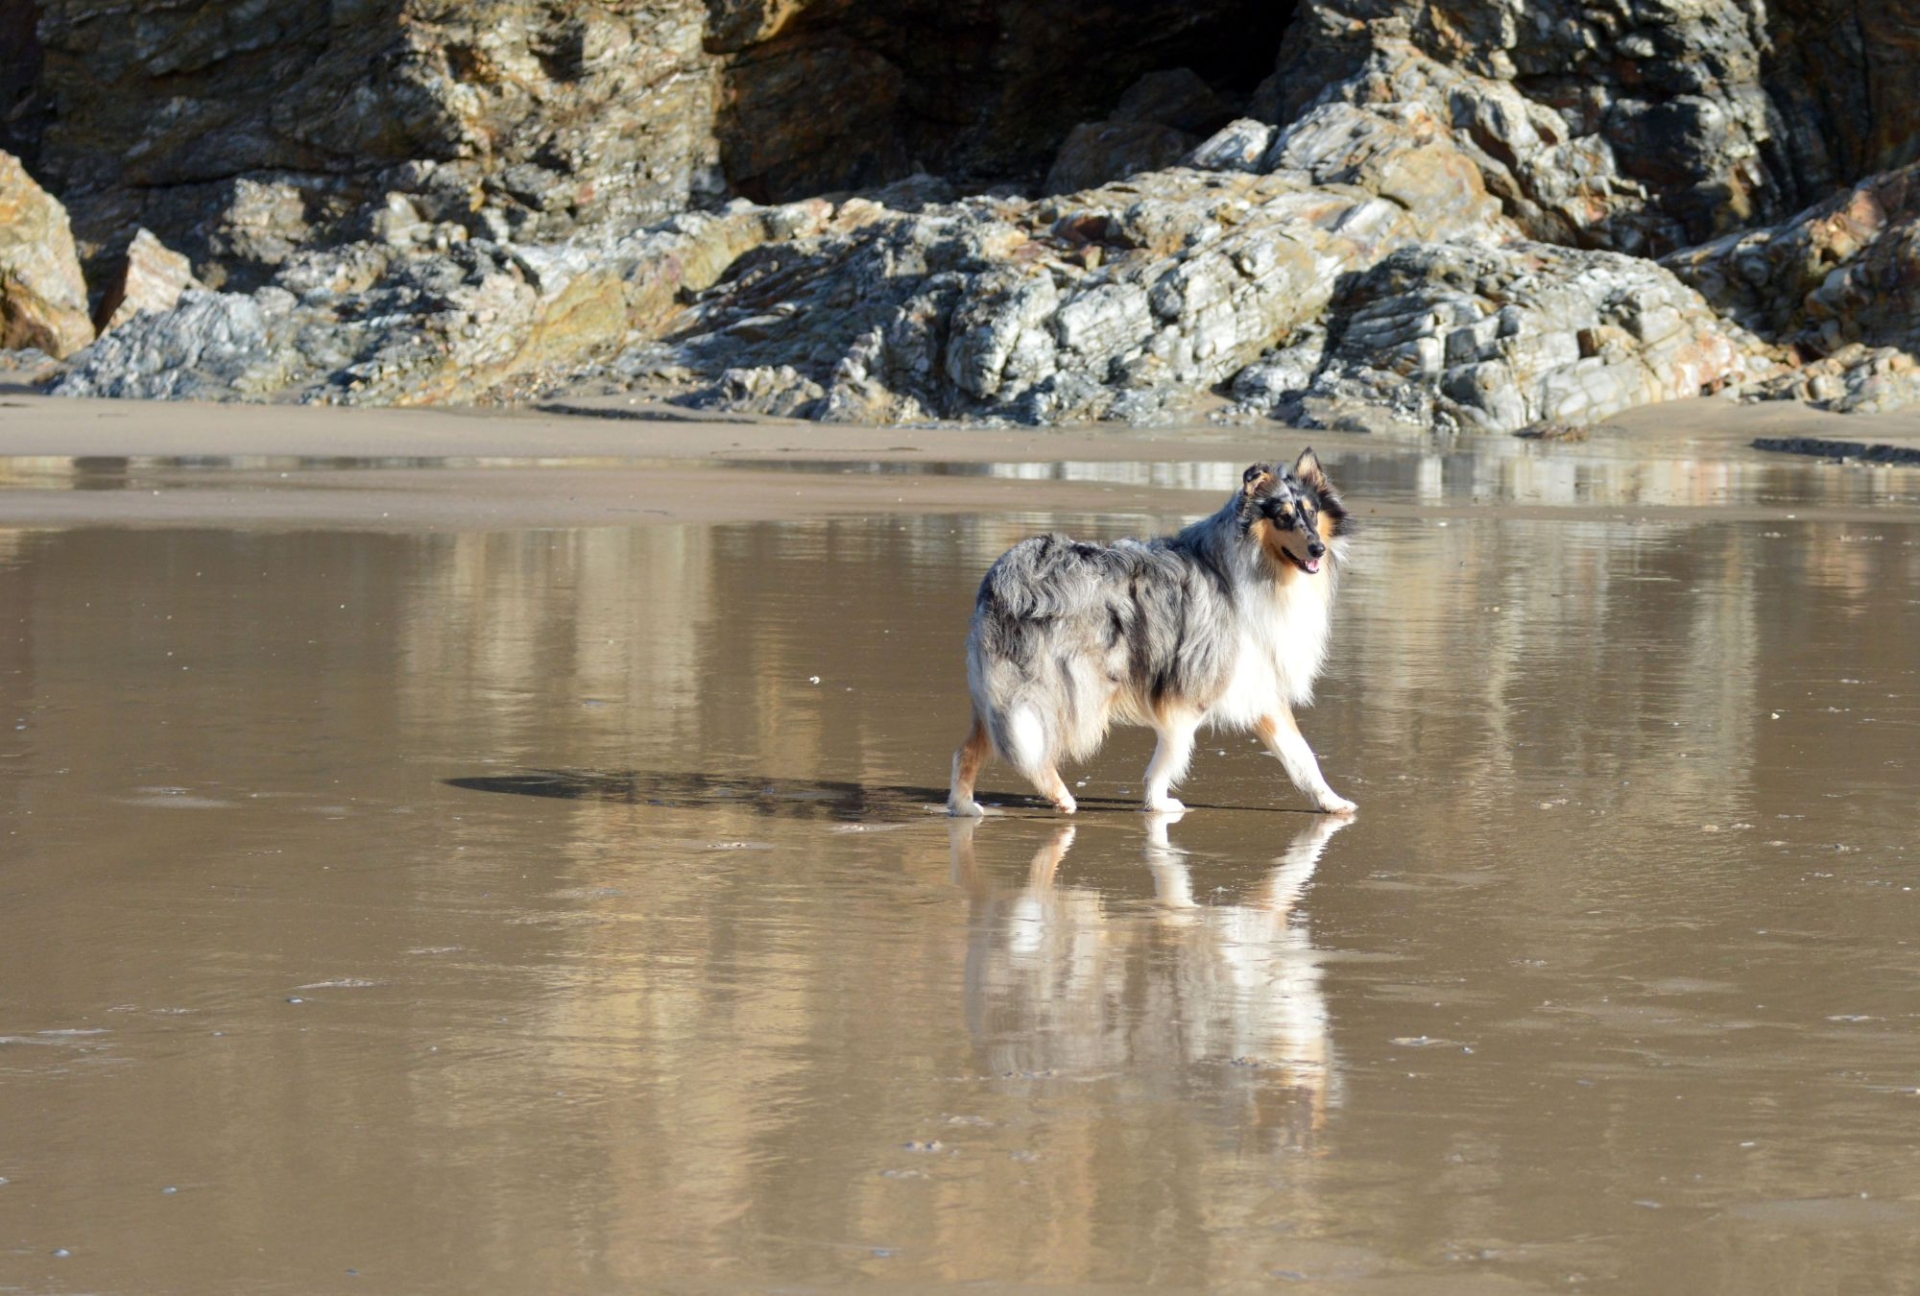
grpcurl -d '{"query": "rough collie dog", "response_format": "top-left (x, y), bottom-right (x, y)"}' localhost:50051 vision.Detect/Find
top-left (949, 448), bottom-right (1355, 817)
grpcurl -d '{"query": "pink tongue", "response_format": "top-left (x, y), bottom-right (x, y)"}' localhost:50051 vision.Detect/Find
top-left (1304, 557), bottom-right (1321, 574)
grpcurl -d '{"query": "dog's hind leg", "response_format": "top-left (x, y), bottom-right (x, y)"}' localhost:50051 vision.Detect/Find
top-left (998, 704), bottom-right (1076, 814)
top-left (1142, 710), bottom-right (1200, 813)
top-left (1032, 766), bottom-right (1078, 815)
top-left (948, 712), bottom-right (992, 817)
top-left (1255, 706), bottom-right (1356, 815)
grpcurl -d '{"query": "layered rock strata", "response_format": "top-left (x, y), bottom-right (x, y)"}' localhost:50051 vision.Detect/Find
top-left (1244, 241), bottom-right (1774, 433)
top-left (13, 0), bottom-right (1920, 428)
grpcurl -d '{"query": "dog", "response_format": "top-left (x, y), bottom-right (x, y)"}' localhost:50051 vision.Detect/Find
top-left (948, 448), bottom-right (1355, 816)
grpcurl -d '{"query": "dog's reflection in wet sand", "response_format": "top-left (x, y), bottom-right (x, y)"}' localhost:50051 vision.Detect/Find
top-left (951, 813), bottom-right (1347, 1145)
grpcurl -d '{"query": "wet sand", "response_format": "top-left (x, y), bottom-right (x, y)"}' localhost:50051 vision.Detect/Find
top-left (2, 398), bottom-right (1919, 1294)
top-left (1, 395), bottom-right (1918, 531)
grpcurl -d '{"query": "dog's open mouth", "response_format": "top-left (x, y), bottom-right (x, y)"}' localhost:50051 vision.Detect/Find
top-left (1284, 551), bottom-right (1322, 575)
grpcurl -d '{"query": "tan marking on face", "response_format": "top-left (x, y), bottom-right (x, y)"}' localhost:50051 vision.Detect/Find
top-left (1259, 518), bottom-right (1320, 572)
top-left (1253, 517), bottom-right (1296, 578)
top-left (1258, 515), bottom-right (1322, 583)
top-left (1317, 509), bottom-right (1337, 544)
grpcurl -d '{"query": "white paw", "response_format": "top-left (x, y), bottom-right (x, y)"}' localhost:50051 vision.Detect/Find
top-left (1315, 793), bottom-right (1357, 816)
top-left (1142, 795), bottom-right (1186, 813)
top-left (1053, 794), bottom-right (1078, 815)
top-left (948, 796), bottom-right (986, 818)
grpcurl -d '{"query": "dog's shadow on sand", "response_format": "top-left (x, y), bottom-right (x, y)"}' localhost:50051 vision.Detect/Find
top-left (445, 770), bottom-right (1304, 821)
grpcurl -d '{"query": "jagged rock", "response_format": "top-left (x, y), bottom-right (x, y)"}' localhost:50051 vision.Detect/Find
top-left (1759, 0), bottom-right (1920, 212)
top-left (1263, 0), bottom-right (1863, 249)
top-left (1268, 241), bottom-right (1776, 433)
top-left (95, 229), bottom-right (202, 335)
top-left (1228, 325), bottom-right (1327, 406)
top-left (52, 202), bottom-right (829, 405)
top-left (21, 0), bottom-right (1920, 431)
top-left (37, 0), bottom-right (724, 277)
top-left (650, 147), bottom-right (1516, 424)
top-left (1187, 120), bottom-right (1276, 174)
top-left (54, 289), bottom-right (284, 400)
top-left (33, 0), bottom-right (1278, 283)
top-left (0, 149), bottom-right (92, 358)
top-left (1662, 162), bottom-right (1920, 412)
top-left (45, 139), bottom-right (1516, 420)
top-left (676, 365), bottom-right (825, 418)
top-left (1281, 42), bottom-right (1655, 251)
top-left (1738, 344), bottom-right (1920, 414)
top-left (1666, 164), bottom-right (1920, 358)
top-left (1266, 95), bottom-right (1507, 233)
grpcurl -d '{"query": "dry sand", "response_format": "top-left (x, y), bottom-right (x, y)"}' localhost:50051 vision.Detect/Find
top-left (0, 392), bottom-right (1916, 531)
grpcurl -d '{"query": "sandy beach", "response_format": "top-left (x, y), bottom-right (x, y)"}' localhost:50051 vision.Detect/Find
top-left (4, 388), bottom-right (1919, 1294)
top-left (2, 394), bottom-right (1917, 532)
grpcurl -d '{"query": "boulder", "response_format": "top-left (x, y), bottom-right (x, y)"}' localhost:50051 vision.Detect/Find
top-left (95, 229), bottom-right (202, 335)
top-left (0, 149), bottom-right (92, 358)
top-left (54, 289), bottom-right (283, 400)
top-left (1665, 164), bottom-right (1920, 358)
top-left (1186, 120), bottom-right (1277, 174)
top-left (1254, 241), bottom-right (1776, 433)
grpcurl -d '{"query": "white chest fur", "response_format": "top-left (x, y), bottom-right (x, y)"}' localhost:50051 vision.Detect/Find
top-left (1207, 571), bottom-right (1333, 727)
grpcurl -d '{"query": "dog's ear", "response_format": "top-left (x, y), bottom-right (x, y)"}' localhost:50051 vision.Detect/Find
top-left (1295, 446), bottom-right (1350, 536)
top-left (1293, 447), bottom-right (1331, 492)
top-left (1242, 463), bottom-right (1275, 495)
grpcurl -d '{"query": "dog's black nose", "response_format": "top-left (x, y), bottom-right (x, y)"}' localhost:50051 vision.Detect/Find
top-left (1307, 540), bottom-right (1326, 558)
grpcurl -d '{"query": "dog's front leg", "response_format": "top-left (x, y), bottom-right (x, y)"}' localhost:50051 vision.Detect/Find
top-left (1255, 707), bottom-right (1356, 815)
top-left (1142, 713), bottom-right (1201, 812)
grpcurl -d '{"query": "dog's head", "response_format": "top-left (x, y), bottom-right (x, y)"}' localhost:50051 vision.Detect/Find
top-left (1238, 448), bottom-right (1349, 577)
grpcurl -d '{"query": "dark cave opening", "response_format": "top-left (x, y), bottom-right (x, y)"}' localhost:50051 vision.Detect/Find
top-left (714, 0), bottom-right (1295, 205)
top-left (0, 0), bottom-right (45, 169)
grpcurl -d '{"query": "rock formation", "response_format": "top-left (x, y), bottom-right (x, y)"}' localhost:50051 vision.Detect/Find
top-left (0, 147), bottom-right (91, 357)
top-left (11, 0), bottom-right (1920, 428)
top-left (93, 228), bottom-right (202, 335)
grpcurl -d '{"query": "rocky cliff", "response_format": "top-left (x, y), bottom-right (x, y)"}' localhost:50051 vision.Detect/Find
top-left (7, 0), bottom-right (1920, 430)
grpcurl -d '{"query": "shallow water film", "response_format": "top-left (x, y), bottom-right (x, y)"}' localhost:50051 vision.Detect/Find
top-left (3, 437), bottom-right (1919, 1294)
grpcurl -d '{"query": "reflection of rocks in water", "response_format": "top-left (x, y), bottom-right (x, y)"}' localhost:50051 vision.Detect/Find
top-left (953, 814), bottom-right (1346, 1147)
